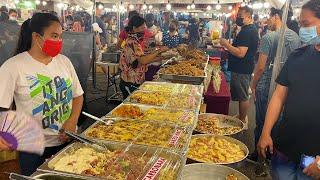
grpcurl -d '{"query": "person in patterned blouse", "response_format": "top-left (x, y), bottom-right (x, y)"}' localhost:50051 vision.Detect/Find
top-left (162, 20), bottom-right (182, 48)
top-left (119, 15), bottom-right (169, 99)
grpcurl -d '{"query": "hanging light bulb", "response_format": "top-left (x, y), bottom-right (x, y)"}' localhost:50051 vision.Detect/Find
top-left (35, 0), bottom-right (40, 5)
top-left (149, 5), bottom-right (153, 10)
top-left (42, 1), bottom-right (47, 6)
top-left (57, 3), bottom-right (64, 9)
top-left (241, 0), bottom-right (246, 7)
top-left (142, 4), bottom-right (147, 10)
top-left (191, 1), bottom-right (195, 9)
top-left (129, 4), bottom-right (134, 10)
top-left (187, 5), bottom-right (191, 10)
top-left (263, 2), bottom-right (270, 8)
top-left (14, 0), bottom-right (19, 4)
top-left (228, 5), bottom-right (232, 10)
top-left (166, 1), bottom-right (171, 10)
top-left (215, 0), bottom-right (221, 10)
top-left (98, 4), bottom-right (104, 10)
top-left (215, 4), bottom-right (221, 10)
top-left (206, 5), bottom-right (211, 11)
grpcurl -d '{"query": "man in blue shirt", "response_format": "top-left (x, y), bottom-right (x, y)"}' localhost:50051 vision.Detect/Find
top-left (250, 8), bottom-right (301, 163)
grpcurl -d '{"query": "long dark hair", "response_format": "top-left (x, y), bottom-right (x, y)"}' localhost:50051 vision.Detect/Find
top-left (15, 13), bottom-right (60, 55)
top-left (125, 15), bottom-right (145, 33)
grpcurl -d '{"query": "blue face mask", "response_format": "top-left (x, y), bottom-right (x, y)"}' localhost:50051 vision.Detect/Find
top-left (299, 26), bottom-right (320, 45)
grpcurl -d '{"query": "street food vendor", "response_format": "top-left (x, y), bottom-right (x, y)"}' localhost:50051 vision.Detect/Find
top-left (0, 13), bottom-right (84, 175)
top-left (119, 15), bottom-right (168, 99)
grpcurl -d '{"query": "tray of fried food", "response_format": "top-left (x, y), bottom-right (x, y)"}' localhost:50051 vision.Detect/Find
top-left (127, 90), bottom-right (171, 106)
top-left (109, 104), bottom-right (196, 127)
top-left (187, 134), bottom-right (248, 164)
top-left (181, 163), bottom-right (249, 180)
top-left (84, 119), bottom-right (148, 142)
top-left (84, 119), bottom-right (192, 153)
top-left (195, 114), bottom-right (244, 136)
top-left (166, 94), bottom-right (202, 110)
top-left (38, 142), bottom-right (185, 180)
top-left (159, 61), bottom-right (205, 77)
top-left (139, 81), bottom-right (179, 93)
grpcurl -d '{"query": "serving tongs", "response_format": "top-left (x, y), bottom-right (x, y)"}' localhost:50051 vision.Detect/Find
top-left (62, 130), bottom-right (107, 151)
top-left (8, 173), bottom-right (35, 180)
top-left (82, 112), bottom-right (115, 125)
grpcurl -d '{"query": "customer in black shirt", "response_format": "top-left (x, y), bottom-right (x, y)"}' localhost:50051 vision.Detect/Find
top-left (258, 0), bottom-right (320, 179)
top-left (220, 6), bottom-right (259, 126)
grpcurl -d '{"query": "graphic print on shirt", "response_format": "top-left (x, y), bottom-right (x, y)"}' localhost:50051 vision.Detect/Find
top-left (27, 74), bottom-right (73, 132)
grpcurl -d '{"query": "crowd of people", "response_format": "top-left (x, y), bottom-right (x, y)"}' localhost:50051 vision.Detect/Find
top-left (0, 0), bottom-right (320, 179)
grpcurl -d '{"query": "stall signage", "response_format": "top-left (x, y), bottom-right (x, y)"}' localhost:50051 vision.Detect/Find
top-left (169, 129), bottom-right (182, 145)
top-left (142, 157), bottom-right (167, 180)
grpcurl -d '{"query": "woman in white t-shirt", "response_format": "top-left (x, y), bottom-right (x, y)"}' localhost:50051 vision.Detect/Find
top-left (0, 13), bottom-right (84, 175)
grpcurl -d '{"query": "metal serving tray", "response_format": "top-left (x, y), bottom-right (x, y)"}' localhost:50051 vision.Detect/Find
top-left (194, 113), bottom-right (245, 136)
top-left (82, 118), bottom-right (194, 154)
top-left (38, 142), bottom-right (186, 180)
top-left (187, 134), bottom-right (249, 165)
top-left (108, 103), bottom-right (198, 128)
top-left (158, 56), bottom-right (209, 85)
top-left (181, 163), bottom-right (249, 180)
top-left (124, 90), bottom-right (203, 113)
top-left (139, 81), bottom-right (205, 95)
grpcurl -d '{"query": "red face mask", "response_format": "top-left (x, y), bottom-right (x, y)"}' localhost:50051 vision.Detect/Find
top-left (41, 39), bottom-right (63, 57)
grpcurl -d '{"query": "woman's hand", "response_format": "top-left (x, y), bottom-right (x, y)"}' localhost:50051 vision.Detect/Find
top-left (304, 156), bottom-right (320, 180)
top-left (0, 136), bottom-right (12, 151)
top-left (257, 133), bottom-right (274, 159)
top-left (59, 119), bottom-right (77, 142)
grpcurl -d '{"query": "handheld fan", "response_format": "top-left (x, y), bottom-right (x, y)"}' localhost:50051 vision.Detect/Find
top-left (0, 111), bottom-right (45, 155)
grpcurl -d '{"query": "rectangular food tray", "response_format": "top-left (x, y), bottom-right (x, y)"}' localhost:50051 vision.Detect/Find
top-left (108, 103), bottom-right (199, 128)
top-left (38, 142), bottom-right (186, 180)
top-left (82, 116), bottom-right (194, 154)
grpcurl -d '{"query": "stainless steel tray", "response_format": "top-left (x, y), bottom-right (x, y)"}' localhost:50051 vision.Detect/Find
top-left (38, 142), bottom-right (186, 180)
top-left (139, 81), bottom-right (204, 96)
top-left (194, 113), bottom-right (245, 136)
top-left (32, 172), bottom-right (88, 180)
top-left (181, 163), bottom-right (249, 180)
top-left (158, 56), bottom-right (209, 85)
top-left (82, 118), bottom-right (194, 154)
top-left (108, 103), bottom-right (198, 128)
top-left (187, 134), bottom-right (249, 165)
top-left (124, 90), bottom-right (203, 113)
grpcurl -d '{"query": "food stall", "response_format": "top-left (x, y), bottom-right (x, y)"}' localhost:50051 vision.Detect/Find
top-left (11, 44), bottom-right (250, 180)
